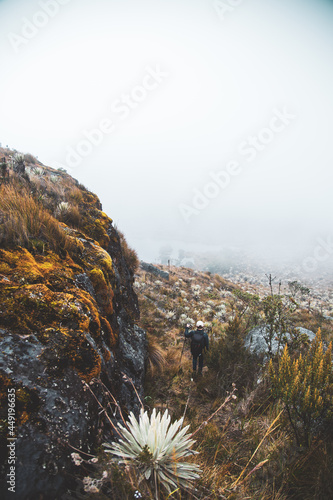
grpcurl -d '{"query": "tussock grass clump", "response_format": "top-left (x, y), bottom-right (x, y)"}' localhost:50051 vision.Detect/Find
top-left (55, 201), bottom-right (81, 227)
top-left (147, 336), bottom-right (166, 375)
top-left (0, 184), bottom-right (74, 254)
top-left (68, 185), bottom-right (84, 203)
top-left (118, 229), bottom-right (139, 274)
top-left (24, 153), bottom-right (37, 164)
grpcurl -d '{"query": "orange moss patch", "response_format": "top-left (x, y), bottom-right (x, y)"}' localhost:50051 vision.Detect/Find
top-left (79, 209), bottom-right (112, 249)
top-left (0, 247), bottom-right (82, 286)
top-left (11, 248), bottom-right (43, 282)
top-left (89, 268), bottom-right (107, 290)
top-left (35, 250), bottom-right (80, 275)
top-left (85, 243), bottom-right (114, 277)
top-left (59, 331), bottom-right (102, 382)
top-left (0, 249), bottom-right (20, 266)
top-left (83, 244), bottom-right (115, 317)
top-left (73, 291), bottom-right (101, 336)
top-left (0, 378), bottom-right (41, 437)
top-left (101, 317), bottom-right (117, 348)
top-left (103, 346), bottom-right (112, 362)
top-left (19, 411), bottom-right (29, 425)
top-left (0, 262), bottom-right (11, 274)
top-left (0, 373), bottom-right (11, 408)
top-left (0, 242), bottom-right (119, 345)
top-left (0, 169), bottom-right (123, 388)
top-left (89, 268), bottom-right (113, 316)
top-left (0, 282), bottom-right (99, 337)
top-left (76, 355), bottom-right (101, 382)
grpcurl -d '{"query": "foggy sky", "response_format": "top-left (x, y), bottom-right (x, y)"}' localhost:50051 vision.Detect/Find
top-left (0, 0), bottom-right (333, 266)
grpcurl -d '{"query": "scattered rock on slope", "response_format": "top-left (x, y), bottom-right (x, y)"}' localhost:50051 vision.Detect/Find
top-left (244, 326), bottom-right (316, 356)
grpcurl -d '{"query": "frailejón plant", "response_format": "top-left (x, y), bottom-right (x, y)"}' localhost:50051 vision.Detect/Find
top-left (103, 408), bottom-right (200, 493)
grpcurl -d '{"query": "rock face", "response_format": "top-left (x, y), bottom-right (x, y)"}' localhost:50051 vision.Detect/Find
top-left (0, 159), bottom-right (147, 499)
top-left (140, 261), bottom-right (169, 280)
top-left (245, 326), bottom-right (316, 356)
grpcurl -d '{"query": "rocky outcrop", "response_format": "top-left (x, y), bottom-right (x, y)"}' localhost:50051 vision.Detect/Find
top-left (0, 160), bottom-right (147, 499)
top-left (140, 261), bottom-right (169, 280)
top-left (244, 326), bottom-right (316, 356)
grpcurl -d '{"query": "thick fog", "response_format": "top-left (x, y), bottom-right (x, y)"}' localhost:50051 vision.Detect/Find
top-left (0, 0), bottom-right (333, 272)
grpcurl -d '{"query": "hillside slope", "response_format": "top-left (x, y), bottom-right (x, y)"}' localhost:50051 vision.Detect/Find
top-left (0, 150), bottom-right (147, 498)
top-left (1, 150), bottom-right (333, 499)
top-left (134, 263), bottom-right (333, 499)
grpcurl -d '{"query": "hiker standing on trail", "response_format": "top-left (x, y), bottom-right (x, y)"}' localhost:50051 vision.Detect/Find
top-left (185, 321), bottom-right (209, 376)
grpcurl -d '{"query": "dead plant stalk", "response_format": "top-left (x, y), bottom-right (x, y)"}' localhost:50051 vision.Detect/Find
top-left (190, 386), bottom-right (237, 439)
top-left (231, 410), bottom-right (283, 489)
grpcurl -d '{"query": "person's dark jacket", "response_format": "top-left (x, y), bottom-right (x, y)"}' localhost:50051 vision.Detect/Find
top-left (184, 327), bottom-right (209, 351)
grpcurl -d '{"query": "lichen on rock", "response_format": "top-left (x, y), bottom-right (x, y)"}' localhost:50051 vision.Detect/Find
top-left (0, 149), bottom-right (146, 498)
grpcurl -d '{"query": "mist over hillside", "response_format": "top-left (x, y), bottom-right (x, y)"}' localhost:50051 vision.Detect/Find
top-left (1, 0), bottom-right (333, 269)
top-left (134, 237), bottom-right (333, 286)
top-left (1, 0), bottom-right (333, 497)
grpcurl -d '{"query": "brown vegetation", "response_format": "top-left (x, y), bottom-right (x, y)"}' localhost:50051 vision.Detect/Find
top-left (117, 228), bottom-right (139, 274)
top-left (0, 184), bottom-right (74, 253)
top-left (126, 264), bottom-right (333, 499)
top-left (0, 149), bottom-right (136, 436)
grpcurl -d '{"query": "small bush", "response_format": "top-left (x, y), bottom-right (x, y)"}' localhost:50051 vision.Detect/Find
top-left (269, 329), bottom-right (333, 446)
top-left (55, 201), bottom-right (81, 227)
top-left (68, 186), bottom-right (84, 203)
top-left (206, 316), bottom-right (257, 397)
top-left (24, 153), bottom-right (37, 164)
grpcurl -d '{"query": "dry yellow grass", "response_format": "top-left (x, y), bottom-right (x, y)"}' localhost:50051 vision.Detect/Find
top-left (0, 184), bottom-right (73, 253)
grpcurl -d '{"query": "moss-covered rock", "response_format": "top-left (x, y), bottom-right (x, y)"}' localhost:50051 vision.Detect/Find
top-left (0, 148), bottom-right (146, 499)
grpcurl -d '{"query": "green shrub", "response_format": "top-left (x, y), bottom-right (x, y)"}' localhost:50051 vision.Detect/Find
top-left (206, 316), bottom-right (257, 397)
top-left (269, 329), bottom-right (333, 446)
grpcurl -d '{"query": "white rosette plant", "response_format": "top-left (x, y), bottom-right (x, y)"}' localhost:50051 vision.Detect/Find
top-left (103, 408), bottom-right (200, 496)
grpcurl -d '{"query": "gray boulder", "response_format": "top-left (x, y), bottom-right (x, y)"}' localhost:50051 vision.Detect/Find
top-left (140, 261), bottom-right (169, 280)
top-left (245, 326), bottom-right (316, 356)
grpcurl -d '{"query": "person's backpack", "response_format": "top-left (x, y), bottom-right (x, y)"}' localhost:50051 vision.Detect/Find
top-left (191, 330), bottom-right (205, 357)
